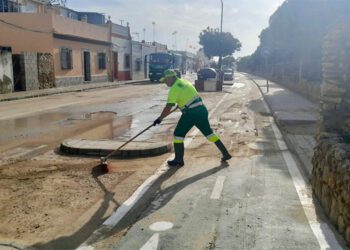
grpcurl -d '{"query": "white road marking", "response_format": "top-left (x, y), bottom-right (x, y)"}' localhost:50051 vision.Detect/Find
top-left (248, 73), bottom-right (342, 248)
top-left (210, 176), bottom-right (226, 200)
top-left (140, 233), bottom-right (159, 250)
top-left (149, 221), bottom-right (173, 232)
top-left (78, 85), bottom-right (235, 249)
top-left (76, 247), bottom-right (94, 250)
top-left (268, 105), bottom-right (342, 249)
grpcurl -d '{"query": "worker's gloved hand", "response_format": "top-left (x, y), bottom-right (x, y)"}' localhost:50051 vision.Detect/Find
top-left (153, 117), bottom-right (162, 126)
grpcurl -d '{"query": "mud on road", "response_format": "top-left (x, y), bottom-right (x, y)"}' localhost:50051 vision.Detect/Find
top-left (0, 78), bottom-right (265, 249)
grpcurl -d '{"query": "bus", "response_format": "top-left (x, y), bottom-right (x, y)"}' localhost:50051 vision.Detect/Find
top-left (145, 52), bottom-right (182, 82)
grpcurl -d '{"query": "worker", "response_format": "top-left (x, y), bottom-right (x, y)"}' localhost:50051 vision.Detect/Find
top-left (153, 69), bottom-right (232, 167)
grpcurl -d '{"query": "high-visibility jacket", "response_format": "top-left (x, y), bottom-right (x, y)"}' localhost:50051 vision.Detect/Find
top-left (166, 78), bottom-right (203, 110)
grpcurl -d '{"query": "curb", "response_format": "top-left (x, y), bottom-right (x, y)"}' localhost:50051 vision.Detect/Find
top-left (0, 79), bottom-right (150, 102)
top-left (246, 73), bottom-right (313, 181)
top-left (60, 139), bottom-right (172, 159)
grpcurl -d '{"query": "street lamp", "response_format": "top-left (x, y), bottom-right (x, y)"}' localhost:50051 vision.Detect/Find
top-left (220, 0), bottom-right (223, 33)
top-left (218, 0), bottom-right (223, 70)
top-left (142, 28), bottom-right (146, 42)
top-left (152, 21), bottom-right (156, 43)
top-left (172, 31), bottom-right (177, 50)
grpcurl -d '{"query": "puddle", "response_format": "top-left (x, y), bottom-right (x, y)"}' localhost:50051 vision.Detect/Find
top-left (67, 111), bottom-right (117, 120)
top-left (0, 109), bottom-right (171, 149)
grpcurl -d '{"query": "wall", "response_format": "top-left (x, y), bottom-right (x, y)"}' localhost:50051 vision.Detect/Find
top-left (52, 14), bottom-right (109, 42)
top-left (53, 39), bottom-right (109, 77)
top-left (111, 35), bottom-right (131, 80)
top-left (52, 13), bottom-right (109, 85)
top-left (110, 23), bottom-right (131, 81)
top-left (38, 53), bottom-right (55, 89)
top-left (0, 13), bottom-right (53, 53)
top-left (22, 52), bottom-right (39, 90)
top-left (312, 17), bottom-right (350, 245)
top-left (312, 139), bottom-right (350, 244)
top-left (0, 48), bottom-right (13, 94)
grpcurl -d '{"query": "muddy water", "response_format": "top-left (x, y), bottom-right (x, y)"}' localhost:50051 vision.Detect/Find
top-left (0, 108), bottom-right (176, 154)
top-left (0, 85), bottom-right (175, 154)
top-left (0, 111), bottom-right (133, 151)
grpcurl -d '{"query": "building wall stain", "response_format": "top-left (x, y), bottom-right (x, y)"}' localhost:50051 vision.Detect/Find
top-left (0, 49), bottom-right (14, 94)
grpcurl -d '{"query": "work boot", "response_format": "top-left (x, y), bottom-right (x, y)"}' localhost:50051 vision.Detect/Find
top-left (215, 140), bottom-right (232, 162)
top-left (168, 143), bottom-right (184, 167)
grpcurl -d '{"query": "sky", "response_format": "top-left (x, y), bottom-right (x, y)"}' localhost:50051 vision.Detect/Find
top-left (68, 0), bottom-right (284, 57)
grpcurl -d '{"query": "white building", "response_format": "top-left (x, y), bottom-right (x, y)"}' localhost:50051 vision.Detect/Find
top-left (110, 22), bottom-right (132, 81)
top-left (131, 41), bottom-right (167, 80)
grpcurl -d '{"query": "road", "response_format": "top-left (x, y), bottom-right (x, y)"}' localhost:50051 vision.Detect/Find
top-left (0, 74), bottom-right (346, 249)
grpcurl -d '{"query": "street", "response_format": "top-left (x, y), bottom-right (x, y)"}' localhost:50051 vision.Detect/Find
top-left (0, 74), bottom-right (346, 249)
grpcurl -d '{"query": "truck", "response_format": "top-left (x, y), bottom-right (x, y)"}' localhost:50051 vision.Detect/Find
top-left (145, 52), bottom-right (182, 82)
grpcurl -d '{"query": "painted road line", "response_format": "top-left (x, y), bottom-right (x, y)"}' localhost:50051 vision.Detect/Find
top-left (249, 74), bottom-right (342, 249)
top-left (210, 176), bottom-right (226, 200)
top-left (140, 221), bottom-right (173, 250)
top-left (140, 233), bottom-right (159, 250)
top-left (77, 85), bottom-right (235, 249)
top-left (268, 109), bottom-right (342, 249)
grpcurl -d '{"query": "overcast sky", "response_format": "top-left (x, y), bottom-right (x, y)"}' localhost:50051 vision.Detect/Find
top-left (68, 0), bottom-right (284, 57)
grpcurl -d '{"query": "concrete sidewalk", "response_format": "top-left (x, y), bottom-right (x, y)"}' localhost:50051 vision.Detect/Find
top-left (244, 73), bottom-right (319, 179)
top-left (0, 79), bottom-right (149, 102)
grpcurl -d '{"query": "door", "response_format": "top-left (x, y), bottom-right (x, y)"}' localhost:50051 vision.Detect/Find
top-left (113, 52), bottom-right (118, 80)
top-left (12, 54), bottom-right (25, 91)
top-left (83, 51), bottom-right (91, 82)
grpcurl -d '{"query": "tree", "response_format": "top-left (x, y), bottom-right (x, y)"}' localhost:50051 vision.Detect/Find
top-left (50, 0), bottom-right (67, 6)
top-left (222, 55), bottom-right (235, 68)
top-left (199, 27), bottom-right (241, 60)
top-left (237, 0), bottom-right (350, 83)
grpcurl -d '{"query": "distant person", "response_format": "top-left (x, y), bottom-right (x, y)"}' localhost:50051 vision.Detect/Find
top-left (153, 69), bottom-right (232, 167)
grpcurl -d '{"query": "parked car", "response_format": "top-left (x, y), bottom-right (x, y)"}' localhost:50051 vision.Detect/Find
top-left (223, 68), bottom-right (234, 81)
top-left (197, 68), bottom-right (217, 80)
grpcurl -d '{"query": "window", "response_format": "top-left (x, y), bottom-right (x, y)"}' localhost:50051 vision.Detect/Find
top-left (124, 54), bottom-right (130, 69)
top-left (98, 53), bottom-right (106, 70)
top-left (0, 0), bottom-right (20, 12)
top-left (60, 48), bottom-right (73, 70)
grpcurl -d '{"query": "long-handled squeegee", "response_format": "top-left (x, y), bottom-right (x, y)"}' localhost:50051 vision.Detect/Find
top-left (100, 107), bottom-right (177, 172)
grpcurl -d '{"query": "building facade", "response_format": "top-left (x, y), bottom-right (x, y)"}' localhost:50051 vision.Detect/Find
top-left (0, 46), bottom-right (13, 94)
top-left (131, 41), bottom-right (168, 80)
top-left (0, 0), bottom-right (172, 92)
top-left (109, 22), bottom-right (132, 81)
top-left (0, 1), bottom-right (110, 90)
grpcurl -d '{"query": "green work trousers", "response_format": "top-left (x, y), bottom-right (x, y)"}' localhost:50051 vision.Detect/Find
top-left (173, 105), bottom-right (219, 143)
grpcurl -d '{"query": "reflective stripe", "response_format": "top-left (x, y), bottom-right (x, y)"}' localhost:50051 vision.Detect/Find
top-left (207, 134), bottom-right (220, 142)
top-left (180, 100), bottom-right (203, 111)
top-left (174, 136), bottom-right (185, 141)
top-left (187, 101), bottom-right (203, 109)
top-left (184, 95), bottom-right (200, 107)
top-left (173, 136), bottom-right (185, 143)
top-left (173, 140), bottom-right (184, 144)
